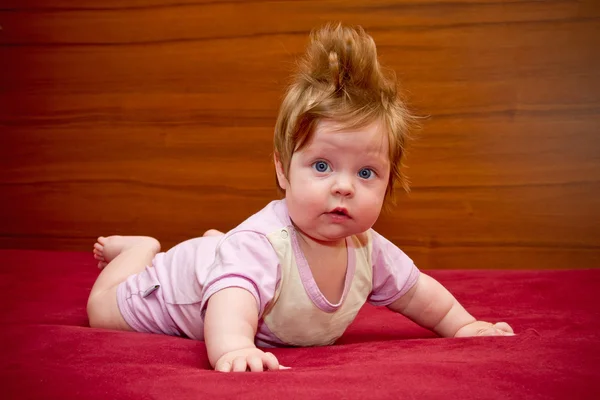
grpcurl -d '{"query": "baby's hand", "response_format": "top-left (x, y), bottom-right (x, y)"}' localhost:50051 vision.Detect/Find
top-left (454, 321), bottom-right (514, 338)
top-left (214, 347), bottom-right (288, 372)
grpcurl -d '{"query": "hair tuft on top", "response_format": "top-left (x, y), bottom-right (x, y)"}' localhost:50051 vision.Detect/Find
top-left (298, 23), bottom-right (394, 102)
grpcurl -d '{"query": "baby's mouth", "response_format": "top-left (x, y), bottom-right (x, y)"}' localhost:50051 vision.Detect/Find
top-left (328, 207), bottom-right (350, 218)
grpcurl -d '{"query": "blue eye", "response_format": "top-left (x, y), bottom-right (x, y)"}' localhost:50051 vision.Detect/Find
top-left (313, 161), bottom-right (330, 173)
top-left (359, 168), bottom-right (373, 179)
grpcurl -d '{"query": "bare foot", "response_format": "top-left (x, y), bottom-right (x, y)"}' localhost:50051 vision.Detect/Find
top-left (203, 229), bottom-right (224, 237)
top-left (93, 236), bottom-right (161, 270)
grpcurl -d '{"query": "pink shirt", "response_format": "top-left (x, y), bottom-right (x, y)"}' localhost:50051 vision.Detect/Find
top-left (152, 199), bottom-right (419, 347)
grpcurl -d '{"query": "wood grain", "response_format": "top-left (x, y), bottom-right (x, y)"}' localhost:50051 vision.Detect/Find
top-left (1, 0), bottom-right (599, 269)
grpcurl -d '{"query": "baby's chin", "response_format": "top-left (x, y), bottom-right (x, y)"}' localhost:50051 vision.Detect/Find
top-left (292, 217), bottom-right (372, 243)
top-left (306, 227), bottom-right (364, 244)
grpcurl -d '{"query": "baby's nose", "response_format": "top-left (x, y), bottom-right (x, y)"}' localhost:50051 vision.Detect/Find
top-left (332, 175), bottom-right (354, 196)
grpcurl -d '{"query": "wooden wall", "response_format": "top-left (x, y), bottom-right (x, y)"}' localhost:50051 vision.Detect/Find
top-left (1, 0), bottom-right (599, 269)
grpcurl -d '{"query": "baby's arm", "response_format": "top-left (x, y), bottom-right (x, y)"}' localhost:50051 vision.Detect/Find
top-left (388, 273), bottom-right (514, 337)
top-left (204, 287), bottom-right (284, 372)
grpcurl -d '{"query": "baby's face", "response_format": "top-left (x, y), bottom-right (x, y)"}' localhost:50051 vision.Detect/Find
top-left (277, 119), bottom-right (390, 244)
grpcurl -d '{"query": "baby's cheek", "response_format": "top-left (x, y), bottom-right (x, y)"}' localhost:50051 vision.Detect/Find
top-left (364, 195), bottom-right (385, 219)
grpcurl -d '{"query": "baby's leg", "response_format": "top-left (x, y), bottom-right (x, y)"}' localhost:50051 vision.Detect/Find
top-left (87, 236), bottom-right (160, 331)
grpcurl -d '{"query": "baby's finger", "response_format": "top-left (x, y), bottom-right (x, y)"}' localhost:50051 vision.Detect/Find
top-left (475, 327), bottom-right (496, 336)
top-left (494, 322), bottom-right (514, 334)
top-left (480, 327), bottom-right (514, 337)
top-left (262, 352), bottom-right (281, 371)
top-left (232, 356), bottom-right (248, 372)
top-left (215, 361), bottom-right (232, 373)
top-left (247, 355), bottom-right (265, 372)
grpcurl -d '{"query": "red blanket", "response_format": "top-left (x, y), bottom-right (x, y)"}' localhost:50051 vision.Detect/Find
top-left (1, 249), bottom-right (598, 399)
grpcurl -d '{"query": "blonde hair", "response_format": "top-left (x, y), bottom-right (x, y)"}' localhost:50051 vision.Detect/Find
top-left (273, 23), bottom-right (414, 205)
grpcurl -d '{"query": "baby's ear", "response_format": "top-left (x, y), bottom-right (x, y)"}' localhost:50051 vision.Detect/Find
top-left (273, 152), bottom-right (288, 190)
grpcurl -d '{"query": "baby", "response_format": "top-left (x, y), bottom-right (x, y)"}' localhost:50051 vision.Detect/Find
top-left (87, 23), bottom-right (514, 373)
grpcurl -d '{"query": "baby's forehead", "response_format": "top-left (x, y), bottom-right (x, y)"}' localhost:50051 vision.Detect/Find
top-left (308, 119), bottom-right (389, 151)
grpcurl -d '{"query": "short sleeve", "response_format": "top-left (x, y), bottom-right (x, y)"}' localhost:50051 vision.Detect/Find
top-left (200, 231), bottom-right (280, 318)
top-left (368, 230), bottom-right (420, 306)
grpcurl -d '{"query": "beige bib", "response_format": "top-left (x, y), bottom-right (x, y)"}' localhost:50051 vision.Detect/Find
top-left (263, 228), bottom-right (373, 346)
